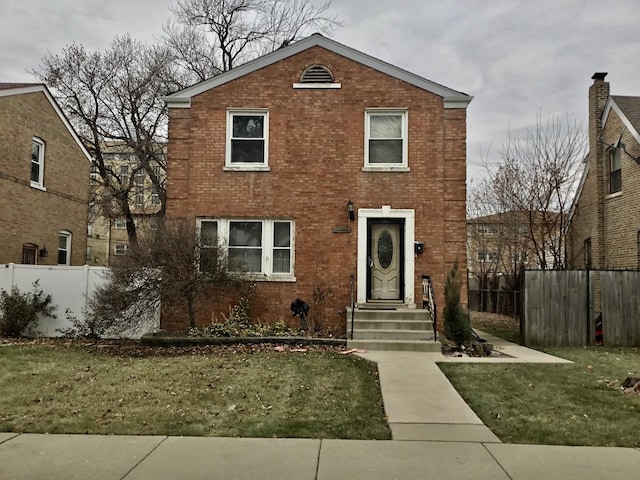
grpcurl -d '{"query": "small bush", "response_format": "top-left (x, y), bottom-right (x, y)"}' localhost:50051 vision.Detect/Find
top-left (56, 305), bottom-right (118, 339)
top-left (0, 281), bottom-right (56, 337)
top-left (443, 260), bottom-right (471, 345)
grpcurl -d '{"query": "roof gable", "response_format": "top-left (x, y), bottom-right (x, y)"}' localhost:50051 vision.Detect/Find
top-left (0, 83), bottom-right (92, 163)
top-left (164, 34), bottom-right (472, 109)
top-left (602, 95), bottom-right (640, 146)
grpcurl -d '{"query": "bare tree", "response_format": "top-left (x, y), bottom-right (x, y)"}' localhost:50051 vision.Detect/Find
top-left (165, 0), bottom-right (342, 82)
top-left (470, 114), bottom-right (587, 274)
top-left (91, 217), bottom-right (239, 333)
top-left (33, 36), bottom-right (181, 244)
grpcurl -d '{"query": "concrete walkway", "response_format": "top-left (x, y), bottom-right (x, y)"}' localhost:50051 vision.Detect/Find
top-left (1, 335), bottom-right (639, 479)
top-left (1, 433), bottom-right (639, 479)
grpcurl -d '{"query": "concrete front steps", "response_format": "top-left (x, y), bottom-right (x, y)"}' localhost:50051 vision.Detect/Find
top-left (346, 307), bottom-right (440, 352)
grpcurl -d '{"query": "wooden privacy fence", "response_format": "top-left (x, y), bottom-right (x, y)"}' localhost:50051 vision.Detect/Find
top-left (522, 269), bottom-right (640, 347)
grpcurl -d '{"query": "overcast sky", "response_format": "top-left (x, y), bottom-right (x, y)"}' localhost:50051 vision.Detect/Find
top-left (1, 0), bottom-right (638, 179)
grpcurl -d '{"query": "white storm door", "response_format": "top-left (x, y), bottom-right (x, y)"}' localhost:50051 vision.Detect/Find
top-left (370, 223), bottom-right (401, 300)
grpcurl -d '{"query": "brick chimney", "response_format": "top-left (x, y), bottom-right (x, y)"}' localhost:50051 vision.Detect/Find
top-left (589, 72), bottom-right (609, 269)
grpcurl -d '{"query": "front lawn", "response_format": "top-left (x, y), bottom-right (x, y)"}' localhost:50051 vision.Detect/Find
top-left (0, 341), bottom-right (391, 439)
top-left (439, 346), bottom-right (640, 446)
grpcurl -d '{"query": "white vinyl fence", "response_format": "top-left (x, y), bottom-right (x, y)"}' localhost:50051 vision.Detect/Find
top-left (0, 263), bottom-right (159, 338)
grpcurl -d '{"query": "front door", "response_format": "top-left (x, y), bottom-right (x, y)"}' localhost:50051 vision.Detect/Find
top-left (368, 220), bottom-right (403, 300)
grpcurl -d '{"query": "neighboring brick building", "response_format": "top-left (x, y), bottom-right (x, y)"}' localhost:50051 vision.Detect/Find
top-left (163, 34), bottom-right (472, 332)
top-left (567, 73), bottom-right (640, 270)
top-left (0, 83), bottom-right (90, 266)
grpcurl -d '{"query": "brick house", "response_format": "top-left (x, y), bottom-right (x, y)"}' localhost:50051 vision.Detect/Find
top-left (0, 83), bottom-right (90, 266)
top-left (163, 34), bottom-right (472, 339)
top-left (567, 73), bottom-right (640, 270)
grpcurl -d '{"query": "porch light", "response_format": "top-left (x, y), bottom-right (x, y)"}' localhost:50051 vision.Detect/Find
top-left (347, 200), bottom-right (355, 222)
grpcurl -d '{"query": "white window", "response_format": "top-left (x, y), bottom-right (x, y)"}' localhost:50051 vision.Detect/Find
top-left (87, 223), bottom-right (93, 236)
top-left (58, 230), bottom-right (72, 265)
top-left (198, 219), bottom-right (294, 279)
top-left (114, 244), bottom-right (128, 255)
top-left (31, 137), bottom-right (45, 189)
top-left (86, 246), bottom-right (92, 261)
top-left (364, 110), bottom-right (408, 170)
top-left (151, 189), bottom-right (160, 205)
top-left (225, 110), bottom-right (269, 170)
top-left (114, 218), bottom-right (127, 229)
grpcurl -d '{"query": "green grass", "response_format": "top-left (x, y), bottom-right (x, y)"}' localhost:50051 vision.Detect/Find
top-left (439, 346), bottom-right (640, 446)
top-left (0, 342), bottom-right (391, 439)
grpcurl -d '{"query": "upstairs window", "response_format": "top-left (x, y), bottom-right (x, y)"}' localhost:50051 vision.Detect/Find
top-left (609, 147), bottom-right (621, 193)
top-left (365, 110), bottom-right (408, 169)
top-left (226, 110), bottom-right (269, 170)
top-left (31, 138), bottom-right (45, 189)
top-left (58, 231), bottom-right (72, 265)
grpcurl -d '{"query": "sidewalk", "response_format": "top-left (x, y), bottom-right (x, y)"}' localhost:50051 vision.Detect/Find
top-left (1, 433), bottom-right (639, 479)
top-left (1, 336), bottom-right (639, 479)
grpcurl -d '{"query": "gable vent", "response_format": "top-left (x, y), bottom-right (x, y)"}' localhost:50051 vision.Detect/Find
top-left (300, 64), bottom-right (334, 83)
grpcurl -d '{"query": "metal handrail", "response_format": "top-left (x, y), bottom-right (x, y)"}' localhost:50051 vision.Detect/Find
top-left (422, 274), bottom-right (437, 342)
top-left (350, 274), bottom-right (355, 340)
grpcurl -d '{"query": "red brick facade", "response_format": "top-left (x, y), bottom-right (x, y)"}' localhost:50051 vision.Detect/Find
top-left (164, 36), bottom-right (471, 332)
top-left (0, 85), bottom-right (90, 266)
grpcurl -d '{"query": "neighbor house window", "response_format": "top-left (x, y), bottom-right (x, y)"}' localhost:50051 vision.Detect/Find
top-left (31, 137), bottom-right (45, 189)
top-left (86, 246), bottom-right (92, 261)
top-left (119, 165), bottom-right (129, 184)
top-left (151, 189), bottom-right (160, 205)
top-left (114, 244), bottom-right (128, 255)
top-left (22, 244), bottom-right (37, 265)
top-left (114, 218), bottom-right (127, 229)
top-left (58, 231), bottom-right (72, 265)
top-left (365, 110), bottom-right (408, 168)
top-left (226, 110), bottom-right (269, 169)
top-left (609, 147), bottom-right (621, 193)
top-left (198, 219), bottom-right (294, 278)
top-left (584, 238), bottom-right (592, 268)
top-left (90, 163), bottom-right (99, 185)
top-left (477, 224), bottom-right (498, 235)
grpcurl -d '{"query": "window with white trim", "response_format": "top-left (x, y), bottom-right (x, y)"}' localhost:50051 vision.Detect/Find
top-left (198, 219), bottom-right (294, 279)
top-left (31, 137), bottom-right (45, 188)
top-left (365, 110), bottom-right (408, 168)
top-left (114, 218), bottom-right (127, 229)
top-left (58, 230), bottom-right (72, 265)
top-left (86, 246), bottom-right (92, 261)
top-left (226, 110), bottom-right (269, 169)
top-left (609, 147), bottom-right (621, 193)
top-left (114, 244), bottom-right (128, 255)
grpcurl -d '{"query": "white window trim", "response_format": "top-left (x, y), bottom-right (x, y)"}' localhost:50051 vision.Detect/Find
top-left (224, 109), bottom-right (270, 171)
top-left (31, 137), bottom-right (46, 190)
top-left (197, 218), bottom-right (295, 281)
top-left (293, 83), bottom-right (341, 89)
top-left (58, 230), bottom-right (72, 266)
top-left (364, 109), bottom-right (409, 171)
top-left (114, 218), bottom-right (127, 229)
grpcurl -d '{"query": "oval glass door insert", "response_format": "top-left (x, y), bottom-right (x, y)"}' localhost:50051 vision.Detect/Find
top-left (377, 230), bottom-right (394, 269)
